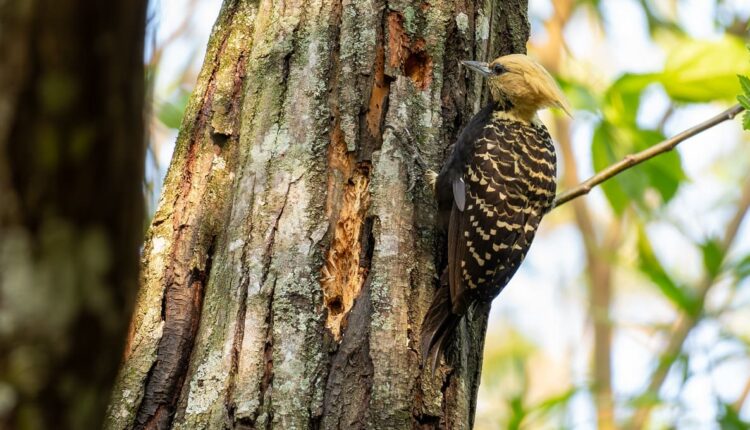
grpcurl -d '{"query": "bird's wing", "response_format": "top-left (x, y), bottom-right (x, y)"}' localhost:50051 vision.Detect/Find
top-left (447, 122), bottom-right (555, 314)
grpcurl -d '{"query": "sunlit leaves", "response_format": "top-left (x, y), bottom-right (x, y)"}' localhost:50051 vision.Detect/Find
top-left (558, 77), bottom-right (599, 113)
top-left (586, 37), bottom-right (749, 214)
top-left (505, 388), bottom-right (578, 430)
top-left (601, 73), bottom-right (657, 124)
top-left (591, 124), bottom-right (629, 214)
top-left (592, 122), bottom-right (685, 214)
top-left (659, 36), bottom-right (750, 103)
top-left (480, 329), bottom-right (577, 429)
top-left (588, 70), bottom-right (688, 214)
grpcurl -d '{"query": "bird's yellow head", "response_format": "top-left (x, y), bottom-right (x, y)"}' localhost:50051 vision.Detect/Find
top-left (462, 54), bottom-right (571, 122)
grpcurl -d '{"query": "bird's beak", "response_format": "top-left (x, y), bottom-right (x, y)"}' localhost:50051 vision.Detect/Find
top-left (461, 60), bottom-right (492, 77)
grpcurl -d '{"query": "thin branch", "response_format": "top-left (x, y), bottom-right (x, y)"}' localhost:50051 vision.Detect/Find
top-left (627, 173), bottom-right (750, 429)
top-left (553, 104), bottom-right (745, 208)
top-left (733, 377), bottom-right (750, 413)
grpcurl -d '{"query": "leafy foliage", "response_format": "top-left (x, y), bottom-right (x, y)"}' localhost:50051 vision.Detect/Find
top-left (659, 36), bottom-right (750, 103)
top-left (508, 2), bottom-right (750, 430)
top-left (718, 403), bottom-right (750, 430)
top-left (738, 74), bottom-right (750, 131)
top-left (591, 73), bottom-right (686, 214)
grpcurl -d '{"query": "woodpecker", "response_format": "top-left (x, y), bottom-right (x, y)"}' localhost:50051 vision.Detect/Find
top-left (421, 54), bottom-right (570, 369)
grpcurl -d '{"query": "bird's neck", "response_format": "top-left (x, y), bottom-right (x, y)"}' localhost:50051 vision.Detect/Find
top-left (491, 96), bottom-right (538, 124)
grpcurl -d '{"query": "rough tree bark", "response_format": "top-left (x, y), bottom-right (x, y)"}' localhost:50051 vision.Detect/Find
top-left (0, 1), bottom-right (147, 429)
top-left (106, 0), bottom-right (528, 428)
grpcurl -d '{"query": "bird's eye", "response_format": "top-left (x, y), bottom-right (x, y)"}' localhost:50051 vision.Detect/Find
top-left (492, 63), bottom-right (506, 75)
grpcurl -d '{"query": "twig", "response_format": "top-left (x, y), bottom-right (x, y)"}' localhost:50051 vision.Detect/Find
top-left (553, 104), bottom-right (745, 208)
top-left (733, 377), bottom-right (750, 413)
top-left (626, 173), bottom-right (750, 429)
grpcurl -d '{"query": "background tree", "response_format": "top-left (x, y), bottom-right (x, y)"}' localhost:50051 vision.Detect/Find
top-left (0, 1), bottom-right (148, 429)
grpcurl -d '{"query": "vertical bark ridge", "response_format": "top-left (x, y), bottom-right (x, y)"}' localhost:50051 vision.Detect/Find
top-left (132, 7), bottom-right (250, 426)
top-left (105, 1), bottom-right (255, 428)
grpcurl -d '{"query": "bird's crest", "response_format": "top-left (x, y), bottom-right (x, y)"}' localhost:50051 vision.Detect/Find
top-left (463, 54), bottom-right (571, 122)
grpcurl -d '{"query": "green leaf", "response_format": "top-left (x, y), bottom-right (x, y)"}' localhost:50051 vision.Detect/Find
top-left (635, 129), bottom-right (686, 203)
top-left (718, 403), bottom-right (750, 430)
top-left (557, 77), bottom-right (599, 113)
top-left (156, 89), bottom-right (191, 129)
top-left (738, 74), bottom-right (750, 97)
top-left (592, 71), bottom-right (688, 212)
top-left (743, 111), bottom-right (750, 131)
top-left (700, 238), bottom-right (724, 278)
top-left (591, 122), bottom-right (686, 213)
top-left (603, 73), bottom-right (657, 125)
top-left (591, 123), bottom-right (631, 214)
top-left (738, 95), bottom-right (750, 110)
top-left (734, 254), bottom-right (750, 280)
top-left (530, 388), bottom-right (578, 416)
top-left (507, 394), bottom-right (526, 430)
top-left (637, 226), bottom-right (698, 314)
top-left (659, 36), bottom-right (750, 103)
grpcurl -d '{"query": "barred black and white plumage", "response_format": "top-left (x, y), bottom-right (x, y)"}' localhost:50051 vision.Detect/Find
top-left (421, 54), bottom-right (570, 369)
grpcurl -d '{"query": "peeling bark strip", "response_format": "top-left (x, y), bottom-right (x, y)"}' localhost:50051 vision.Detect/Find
top-left (134, 239), bottom-right (215, 429)
top-left (107, 0), bottom-right (530, 428)
top-left (105, 1), bottom-right (254, 428)
top-left (129, 0), bottom-right (252, 423)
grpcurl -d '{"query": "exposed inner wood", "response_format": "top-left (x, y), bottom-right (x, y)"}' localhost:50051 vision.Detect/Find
top-left (321, 125), bottom-right (372, 338)
top-left (365, 44), bottom-right (392, 143)
top-left (386, 11), bottom-right (433, 90)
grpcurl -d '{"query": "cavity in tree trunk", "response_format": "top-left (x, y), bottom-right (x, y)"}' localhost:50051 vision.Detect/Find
top-left (106, 0), bottom-right (529, 428)
top-left (0, 1), bottom-right (147, 428)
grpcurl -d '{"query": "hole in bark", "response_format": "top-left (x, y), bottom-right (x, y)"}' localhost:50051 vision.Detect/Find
top-left (327, 296), bottom-right (344, 315)
top-left (211, 131), bottom-right (229, 149)
top-left (385, 12), bottom-right (433, 91)
top-left (405, 50), bottom-right (433, 90)
top-left (365, 44), bottom-right (391, 149)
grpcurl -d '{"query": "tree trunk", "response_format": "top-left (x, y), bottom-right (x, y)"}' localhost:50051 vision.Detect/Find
top-left (106, 0), bottom-right (528, 428)
top-left (0, 1), bottom-right (147, 429)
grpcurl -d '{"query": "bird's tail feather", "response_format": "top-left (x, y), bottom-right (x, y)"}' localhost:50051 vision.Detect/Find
top-left (421, 285), bottom-right (461, 372)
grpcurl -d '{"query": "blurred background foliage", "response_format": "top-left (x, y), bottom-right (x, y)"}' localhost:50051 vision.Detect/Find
top-left (145, 0), bottom-right (750, 428)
